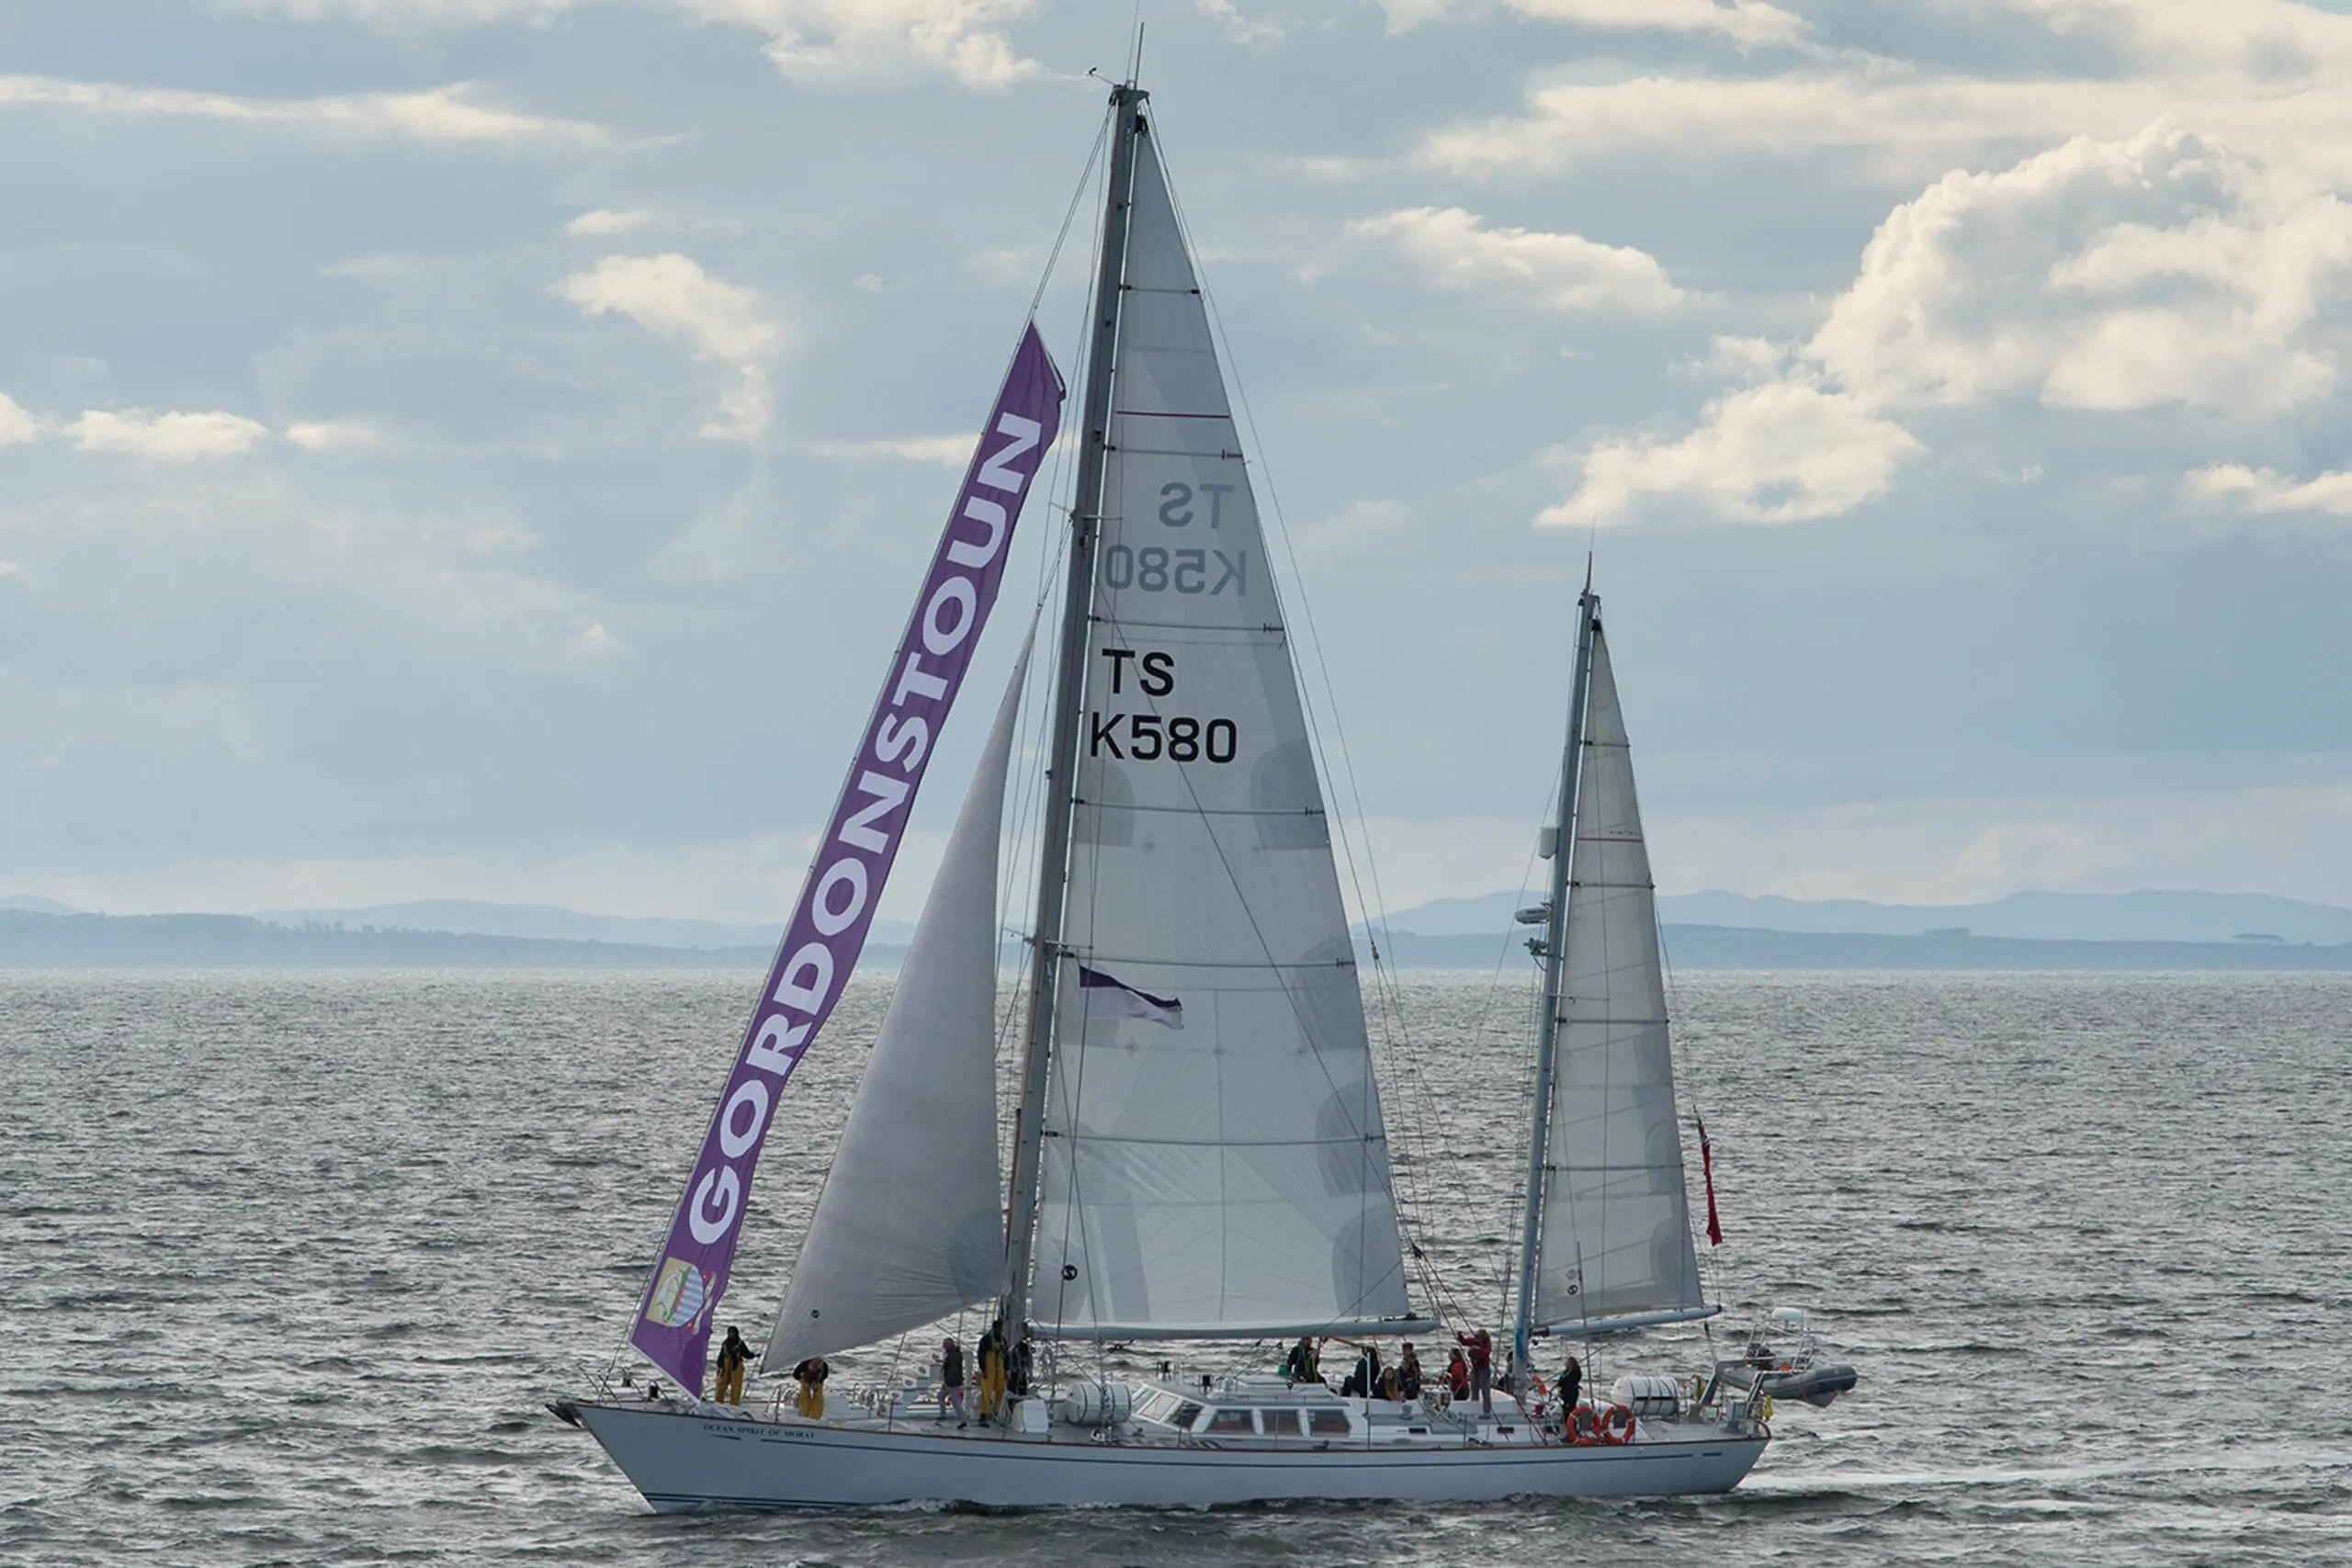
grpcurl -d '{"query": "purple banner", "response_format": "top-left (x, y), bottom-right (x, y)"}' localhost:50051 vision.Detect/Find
top-left (632, 324), bottom-right (1064, 1394)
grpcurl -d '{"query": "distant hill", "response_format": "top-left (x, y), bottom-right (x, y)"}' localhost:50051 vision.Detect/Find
top-left (254, 898), bottom-right (808, 951)
top-left (0, 895), bottom-right (77, 915)
top-left (1372, 888), bottom-right (2352, 947)
top-left (0, 909), bottom-right (908, 970)
top-left (12, 889), bottom-right (2352, 971)
top-left (1370, 925), bottom-right (2352, 972)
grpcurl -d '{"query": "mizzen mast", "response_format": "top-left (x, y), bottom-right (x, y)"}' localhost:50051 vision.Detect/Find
top-left (1511, 583), bottom-right (1600, 1384)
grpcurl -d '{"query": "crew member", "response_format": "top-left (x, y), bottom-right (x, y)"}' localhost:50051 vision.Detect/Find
top-left (714, 1325), bottom-right (752, 1405)
top-left (1455, 1327), bottom-right (1495, 1416)
top-left (1010, 1323), bottom-right (1035, 1401)
top-left (978, 1317), bottom-right (1007, 1422)
top-left (941, 1337), bottom-right (966, 1421)
top-left (792, 1355), bottom-right (830, 1419)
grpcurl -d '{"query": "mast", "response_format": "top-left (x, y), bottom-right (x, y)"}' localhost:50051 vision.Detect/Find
top-left (1511, 581), bottom-right (1600, 1382)
top-left (1001, 82), bottom-right (1148, 1333)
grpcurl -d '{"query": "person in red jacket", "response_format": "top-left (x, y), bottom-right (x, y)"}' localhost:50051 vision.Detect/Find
top-left (1455, 1328), bottom-right (1494, 1416)
top-left (1444, 1347), bottom-right (1472, 1404)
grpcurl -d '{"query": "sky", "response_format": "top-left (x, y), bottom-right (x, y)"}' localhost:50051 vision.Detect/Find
top-left (6, 0), bottom-right (2352, 924)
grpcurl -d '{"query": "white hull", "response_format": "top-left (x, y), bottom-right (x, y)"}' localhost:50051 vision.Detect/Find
top-left (568, 1403), bottom-right (1768, 1512)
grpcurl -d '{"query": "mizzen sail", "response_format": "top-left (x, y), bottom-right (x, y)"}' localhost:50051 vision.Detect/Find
top-left (764, 643), bottom-right (1031, 1371)
top-left (1532, 623), bottom-right (1708, 1334)
top-left (630, 326), bottom-right (1062, 1394)
top-left (1026, 124), bottom-right (1420, 1341)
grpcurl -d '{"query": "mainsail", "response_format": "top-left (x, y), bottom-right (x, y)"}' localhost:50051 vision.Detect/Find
top-left (763, 644), bottom-right (1031, 1371)
top-left (1025, 122), bottom-right (1421, 1339)
top-left (1532, 623), bottom-right (1708, 1333)
top-left (629, 327), bottom-right (1062, 1394)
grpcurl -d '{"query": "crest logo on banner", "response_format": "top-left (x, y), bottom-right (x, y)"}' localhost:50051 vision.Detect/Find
top-left (644, 1258), bottom-right (713, 1331)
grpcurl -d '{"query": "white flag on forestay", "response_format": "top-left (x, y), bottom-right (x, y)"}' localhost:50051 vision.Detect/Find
top-left (1078, 965), bottom-right (1183, 1029)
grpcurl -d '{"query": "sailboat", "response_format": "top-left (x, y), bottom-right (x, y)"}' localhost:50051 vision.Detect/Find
top-left (552, 79), bottom-right (1844, 1512)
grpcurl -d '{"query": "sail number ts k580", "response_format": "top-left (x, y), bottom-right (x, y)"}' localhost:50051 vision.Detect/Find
top-left (1088, 645), bottom-right (1238, 763)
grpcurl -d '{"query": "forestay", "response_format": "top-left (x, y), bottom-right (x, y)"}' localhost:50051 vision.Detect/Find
top-left (1028, 123), bottom-right (1421, 1340)
top-left (1533, 626), bottom-right (1708, 1332)
top-left (764, 647), bottom-right (1030, 1371)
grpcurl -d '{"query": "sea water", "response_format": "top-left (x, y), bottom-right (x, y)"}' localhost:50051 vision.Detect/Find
top-left (2, 968), bottom-right (2346, 1565)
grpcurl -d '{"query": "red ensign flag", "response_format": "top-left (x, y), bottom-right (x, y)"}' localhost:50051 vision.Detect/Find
top-left (1698, 1114), bottom-right (1724, 1247)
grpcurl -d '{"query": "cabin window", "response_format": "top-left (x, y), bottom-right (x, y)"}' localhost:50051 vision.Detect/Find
top-left (1170, 1401), bottom-right (1203, 1428)
top-left (1258, 1409), bottom-right (1302, 1436)
top-left (1133, 1390), bottom-right (1181, 1423)
top-left (1306, 1408), bottom-right (1351, 1436)
top-left (1205, 1408), bottom-right (1255, 1435)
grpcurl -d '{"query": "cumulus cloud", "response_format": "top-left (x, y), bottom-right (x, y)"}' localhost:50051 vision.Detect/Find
top-left (2184, 464), bottom-right (2352, 517)
top-left (0, 73), bottom-right (602, 143)
top-left (0, 394), bottom-right (41, 446)
top-left (1544, 121), bottom-right (2352, 526)
top-left (811, 434), bottom-right (972, 464)
top-left (67, 410), bottom-right (270, 460)
top-left (552, 253), bottom-right (781, 442)
top-left (1377, 0), bottom-right (1806, 48)
top-left (671, 0), bottom-right (1045, 88)
top-left (1809, 125), bottom-right (2352, 416)
top-left (1541, 380), bottom-right (1921, 527)
top-left (1346, 206), bottom-right (1686, 313)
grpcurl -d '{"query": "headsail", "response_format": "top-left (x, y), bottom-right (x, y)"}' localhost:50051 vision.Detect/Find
top-left (1025, 122), bottom-right (1423, 1341)
top-left (629, 326), bottom-right (1063, 1394)
top-left (1532, 624), bottom-right (1709, 1334)
top-left (763, 642), bottom-right (1032, 1371)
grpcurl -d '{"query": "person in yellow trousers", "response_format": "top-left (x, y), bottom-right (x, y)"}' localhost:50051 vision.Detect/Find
top-left (713, 1325), bottom-right (751, 1404)
top-left (977, 1317), bottom-right (1007, 1423)
top-left (792, 1355), bottom-right (830, 1418)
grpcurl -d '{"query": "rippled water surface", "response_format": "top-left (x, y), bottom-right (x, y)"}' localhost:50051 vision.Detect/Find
top-left (4, 968), bottom-right (2348, 1565)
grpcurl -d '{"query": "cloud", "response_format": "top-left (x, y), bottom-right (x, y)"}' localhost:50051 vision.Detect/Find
top-left (2184, 464), bottom-right (2352, 517)
top-left (0, 394), bottom-right (40, 446)
top-left (1346, 206), bottom-right (1686, 313)
top-left (1413, 12), bottom-right (2352, 190)
top-left (1196, 0), bottom-right (1282, 47)
top-left (67, 410), bottom-right (271, 460)
top-left (286, 419), bottom-right (399, 453)
top-left (220, 0), bottom-right (576, 22)
top-left (810, 434), bottom-right (971, 464)
top-left (1379, 0), bottom-right (1807, 49)
top-left (1809, 124), bottom-right (2352, 417)
top-left (1, 477), bottom-right (624, 671)
top-left (552, 253), bottom-right (781, 442)
top-left (1544, 121), bottom-right (2352, 525)
top-left (670, 0), bottom-right (1046, 88)
top-left (564, 208), bottom-right (654, 237)
top-left (1540, 379), bottom-right (1921, 527)
top-left (1986, 0), bottom-right (2352, 80)
top-left (0, 74), bottom-right (603, 144)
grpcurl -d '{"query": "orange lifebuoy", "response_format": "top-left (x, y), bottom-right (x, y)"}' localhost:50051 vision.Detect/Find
top-left (1566, 1404), bottom-right (1601, 1446)
top-left (1598, 1403), bottom-right (1636, 1445)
